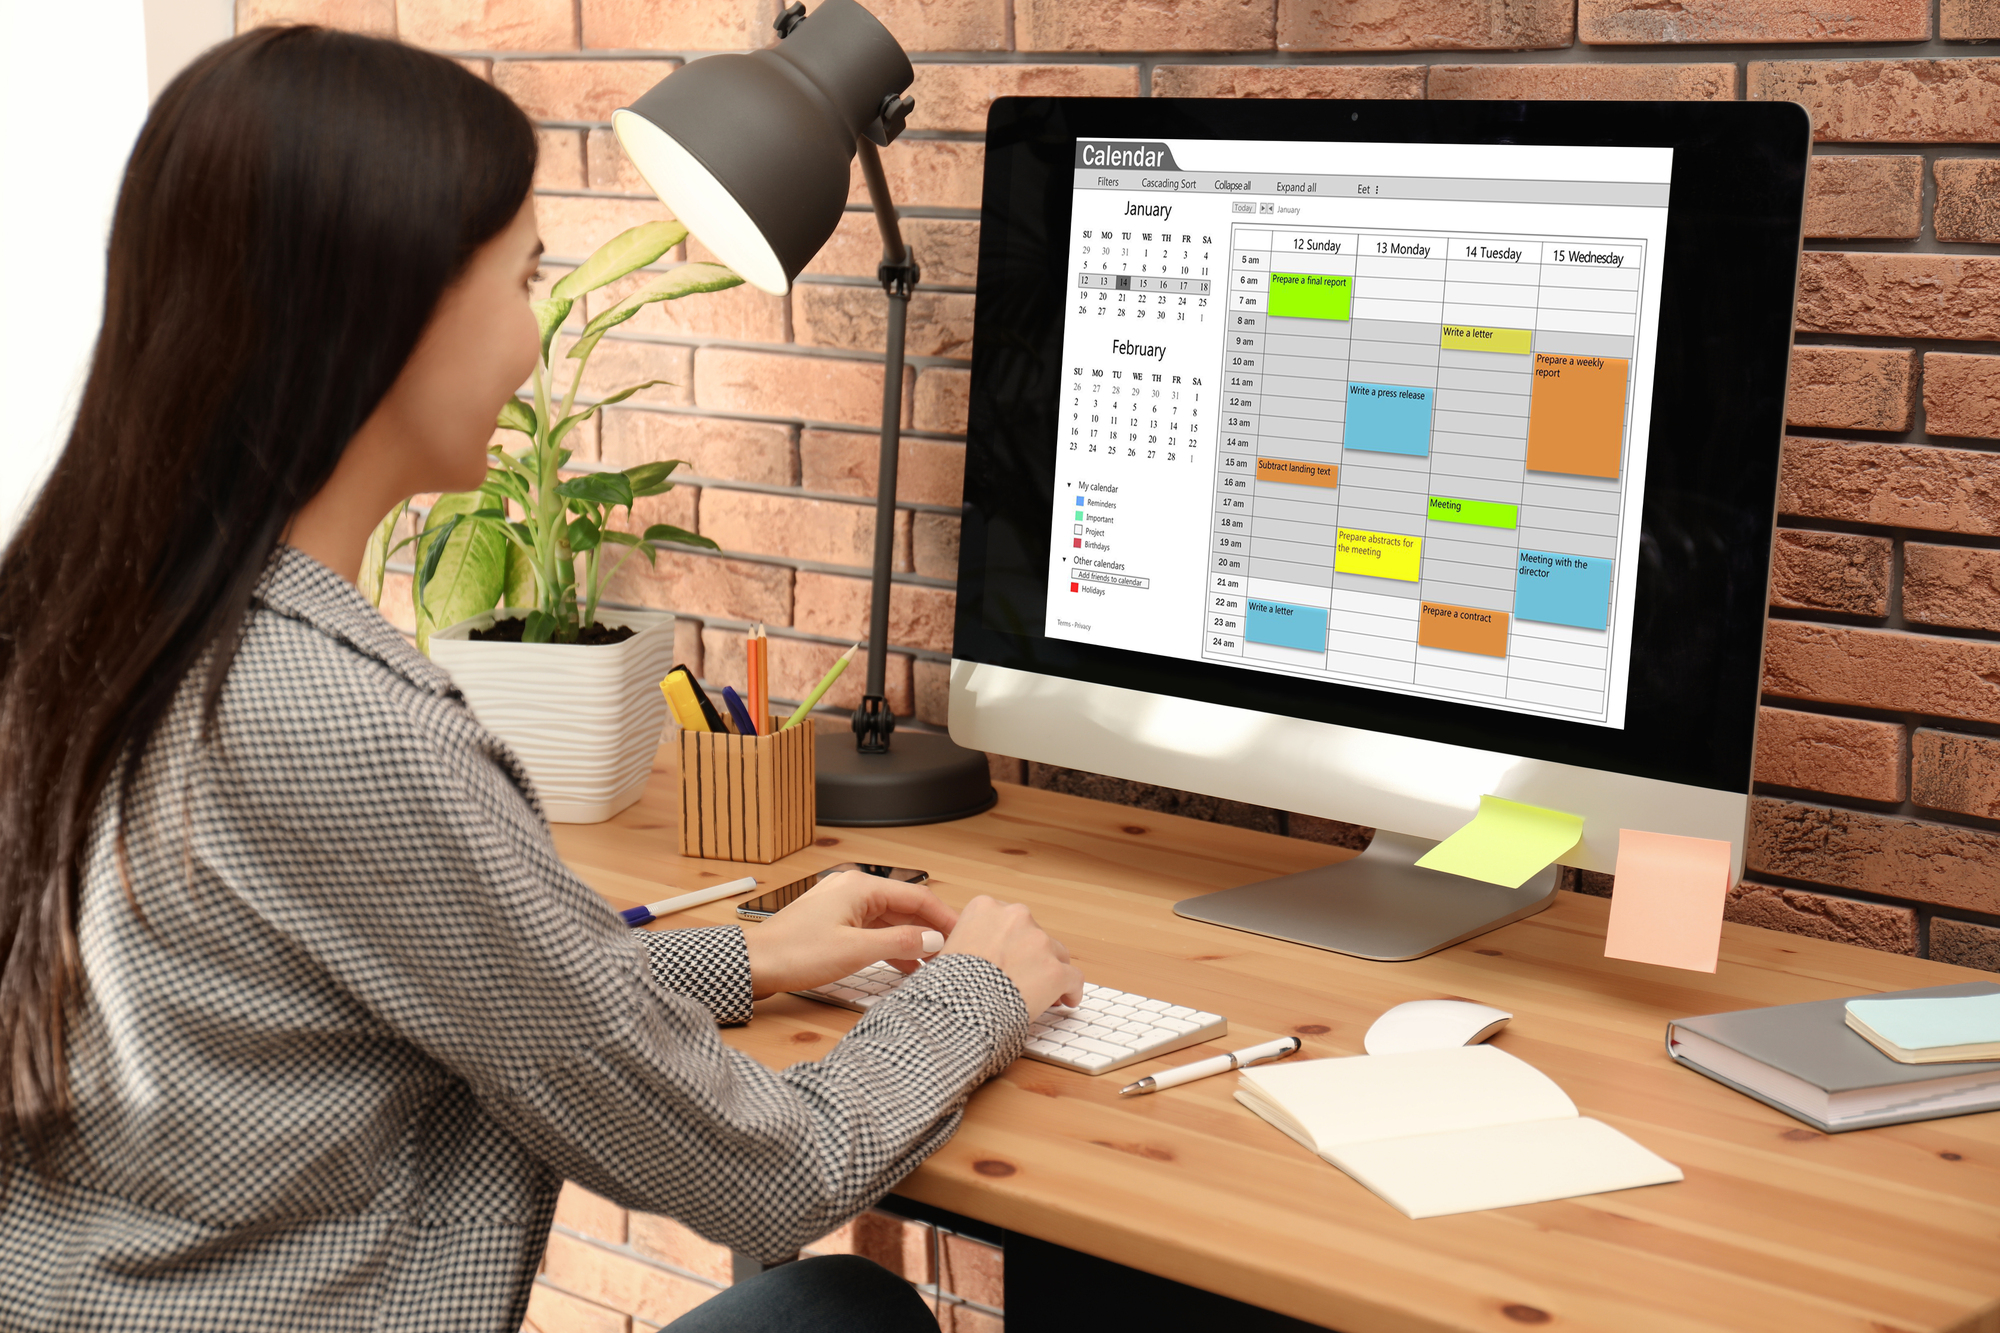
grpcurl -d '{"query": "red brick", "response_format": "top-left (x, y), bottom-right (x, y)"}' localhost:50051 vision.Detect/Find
top-left (1429, 62), bottom-right (1736, 101)
top-left (1021, 0), bottom-right (1273, 50)
top-left (590, 269), bottom-right (788, 344)
top-left (1943, 0), bottom-right (2000, 40)
top-left (944, 1306), bottom-right (1006, 1333)
top-left (1763, 620), bottom-right (2000, 725)
top-left (910, 65), bottom-right (1141, 133)
top-left (805, 1211), bottom-right (933, 1283)
top-left (1931, 918), bottom-right (2000, 972)
top-left (1280, 0), bottom-right (1567, 50)
top-left (859, 0), bottom-right (1007, 51)
top-left (537, 195), bottom-right (676, 263)
top-left (1785, 345), bottom-right (1915, 433)
top-left (523, 1279), bottom-right (628, 1333)
top-left (1747, 796), bottom-right (2000, 915)
top-left (799, 430), bottom-right (965, 507)
top-left (700, 490), bottom-right (911, 570)
top-left (793, 571), bottom-right (956, 653)
top-left (1768, 530), bottom-right (1891, 618)
top-left (627, 1211), bottom-right (732, 1285)
top-left (1748, 58), bottom-right (2000, 142)
top-left (580, 0), bottom-right (768, 50)
top-left (1286, 813), bottom-right (1374, 850)
top-left (599, 410), bottom-right (793, 485)
top-left (1797, 253), bottom-right (2000, 343)
top-left (239, 0), bottom-right (393, 31)
top-left (1152, 64), bottom-right (1427, 99)
top-left (804, 215), bottom-right (981, 289)
top-left (1778, 436), bottom-right (2000, 537)
top-left (559, 338), bottom-right (694, 408)
top-left (914, 369), bottom-right (969, 434)
top-left (609, 548), bottom-right (792, 624)
top-left (554, 1183), bottom-right (626, 1244)
top-left (913, 513), bottom-right (959, 580)
top-left (585, 128), bottom-right (652, 195)
top-left (938, 1233), bottom-right (1003, 1308)
top-left (1912, 728), bottom-right (2000, 820)
top-left (988, 752), bottom-right (1026, 785)
top-left (540, 1233), bottom-right (717, 1328)
top-left (455, 56), bottom-right (492, 80)
top-left (673, 616), bottom-right (704, 677)
top-left (1933, 160), bottom-right (2000, 243)
top-left (1804, 155), bottom-right (1923, 240)
top-left (495, 60), bottom-right (678, 123)
top-left (629, 480), bottom-right (698, 537)
top-left (1580, 0), bottom-right (1928, 43)
top-left (848, 141), bottom-right (984, 211)
top-left (795, 286), bottom-right (973, 359)
top-left (1904, 544), bottom-right (2000, 634)
top-left (377, 570), bottom-right (416, 635)
top-left (398, 0), bottom-right (574, 51)
top-left (1924, 353), bottom-right (2000, 441)
top-left (695, 349), bottom-right (912, 429)
top-left (1725, 880), bottom-right (1917, 955)
top-left (1753, 706), bottom-right (1906, 802)
top-left (914, 657), bottom-right (949, 726)
top-left (536, 128), bottom-right (586, 189)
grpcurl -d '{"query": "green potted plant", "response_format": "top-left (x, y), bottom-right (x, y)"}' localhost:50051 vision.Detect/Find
top-left (360, 220), bottom-right (738, 823)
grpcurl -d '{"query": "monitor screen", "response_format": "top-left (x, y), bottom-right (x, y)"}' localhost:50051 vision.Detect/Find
top-left (955, 99), bottom-right (1806, 801)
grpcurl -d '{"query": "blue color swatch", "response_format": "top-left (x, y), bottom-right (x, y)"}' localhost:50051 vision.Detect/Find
top-left (1245, 599), bottom-right (1329, 652)
top-left (1515, 550), bottom-right (1613, 630)
top-left (1345, 382), bottom-right (1434, 457)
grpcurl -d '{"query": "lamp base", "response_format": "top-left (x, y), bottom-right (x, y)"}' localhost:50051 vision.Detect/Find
top-left (816, 730), bottom-right (998, 827)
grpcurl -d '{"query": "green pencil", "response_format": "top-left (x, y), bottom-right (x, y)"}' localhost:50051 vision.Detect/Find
top-left (781, 643), bottom-right (860, 730)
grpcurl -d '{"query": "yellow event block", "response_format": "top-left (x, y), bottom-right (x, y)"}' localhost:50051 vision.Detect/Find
top-left (1335, 527), bottom-right (1421, 581)
top-left (1441, 324), bottom-right (1532, 355)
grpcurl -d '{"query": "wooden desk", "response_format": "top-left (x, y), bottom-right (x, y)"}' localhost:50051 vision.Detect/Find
top-left (554, 755), bottom-right (2000, 1333)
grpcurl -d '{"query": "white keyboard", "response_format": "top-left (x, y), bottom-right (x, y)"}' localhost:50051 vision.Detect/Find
top-left (795, 962), bottom-right (1228, 1075)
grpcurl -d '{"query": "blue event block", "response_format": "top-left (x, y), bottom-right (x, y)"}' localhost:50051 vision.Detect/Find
top-left (1245, 599), bottom-right (1330, 652)
top-left (1344, 382), bottom-right (1434, 457)
top-left (1515, 549), bottom-right (1613, 630)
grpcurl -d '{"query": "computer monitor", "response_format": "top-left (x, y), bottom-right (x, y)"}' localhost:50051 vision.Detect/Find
top-left (947, 97), bottom-right (1809, 960)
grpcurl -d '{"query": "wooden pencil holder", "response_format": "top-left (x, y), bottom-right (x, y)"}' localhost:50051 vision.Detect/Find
top-left (678, 721), bottom-right (816, 864)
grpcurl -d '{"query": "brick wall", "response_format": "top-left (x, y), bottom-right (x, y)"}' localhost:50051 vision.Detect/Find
top-left (233, 0), bottom-right (2000, 1322)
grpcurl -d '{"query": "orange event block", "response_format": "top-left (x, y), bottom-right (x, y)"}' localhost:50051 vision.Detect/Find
top-left (1417, 601), bottom-right (1509, 657)
top-left (1526, 354), bottom-right (1629, 479)
top-left (1256, 457), bottom-right (1338, 488)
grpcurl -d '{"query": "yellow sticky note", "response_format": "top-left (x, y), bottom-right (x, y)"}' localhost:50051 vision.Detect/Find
top-left (1414, 795), bottom-right (1583, 888)
top-left (1603, 829), bottom-right (1732, 973)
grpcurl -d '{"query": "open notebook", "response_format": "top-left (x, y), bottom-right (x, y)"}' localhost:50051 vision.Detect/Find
top-left (1236, 1046), bottom-right (1682, 1219)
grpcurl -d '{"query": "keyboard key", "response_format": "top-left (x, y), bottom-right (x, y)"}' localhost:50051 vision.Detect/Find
top-left (1164, 1005), bottom-right (1196, 1019)
top-left (1136, 998), bottom-right (1170, 1012)
top-left (1071, 1051), bottom-right (1116, 1071)
top-left (853, 994), bottom-right (880, 1007)
top-left (1025, 1038), bottom-right (1067, 1058)
top-left (1070, 1036), bottom-right (1131, 1059)
top-left (1156, 1016), bottom-right (1200, 1034)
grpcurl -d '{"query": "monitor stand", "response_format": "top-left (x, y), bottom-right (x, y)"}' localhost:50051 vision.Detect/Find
top-left (1172, 830), bottom-right (1559, 962)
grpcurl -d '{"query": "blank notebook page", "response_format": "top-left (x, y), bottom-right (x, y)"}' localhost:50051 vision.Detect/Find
top-left (1238, 1045), bottom-right (1578, 1146)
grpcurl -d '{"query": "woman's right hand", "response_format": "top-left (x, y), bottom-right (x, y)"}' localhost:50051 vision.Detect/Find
top-left (940, 895), bottom-right (1083, 1019)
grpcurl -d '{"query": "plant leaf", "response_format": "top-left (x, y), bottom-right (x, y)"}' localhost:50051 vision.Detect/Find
top-left (479, 472), bottom-right (529, 507)
top-left (555, 471), bottom-right (635, 509)
top-left (567, 263), bottom-right (744, 363)
top-left (549, 409), bottom-right (596, 450)
top-left (568, 515), bottom-right (602, 553)
top-left (496, 397), bottom-right (537, 436)
top-left (643, 523), bottom-right (717, 551)
top-left (358, 498), bottom-right (409, 608)
top-left (550, 220), bottom-right (689, 301)
top-left (503, 539), bottom-right (538, 609)
top-left (623, 459), bottom-right (684, 498)
top-left (413, 493), bottom-right (507, 655)
top-left (522, 609), bottom-right (559, 644)
top-left (531, 298), bottom-right (574, 363)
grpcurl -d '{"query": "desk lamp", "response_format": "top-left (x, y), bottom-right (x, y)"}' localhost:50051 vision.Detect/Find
top-left (612, 0), bottom-right (996, 826)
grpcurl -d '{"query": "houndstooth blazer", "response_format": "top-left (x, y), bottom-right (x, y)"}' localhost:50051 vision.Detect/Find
top-left (0, 547), bottom-right (1028, 1332)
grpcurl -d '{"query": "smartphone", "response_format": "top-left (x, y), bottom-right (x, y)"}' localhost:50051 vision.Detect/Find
top-left (736, 862), bottom-right (929, 920)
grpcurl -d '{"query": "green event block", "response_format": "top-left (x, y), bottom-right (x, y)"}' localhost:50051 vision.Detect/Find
top-left (1268, 272), bottom-right (1352, 320)
top-left (1427, 494), bottom-right (1518, 528)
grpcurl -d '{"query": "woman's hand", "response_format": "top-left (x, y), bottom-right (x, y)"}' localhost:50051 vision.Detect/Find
top-left (742, 870), bottom-right (958, 1000)
top-left (939, 896), bottom-right (1084, 1018)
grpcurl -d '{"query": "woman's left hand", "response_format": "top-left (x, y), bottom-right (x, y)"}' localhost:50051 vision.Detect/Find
top-left (741, 870), bottom-right (960, 1000)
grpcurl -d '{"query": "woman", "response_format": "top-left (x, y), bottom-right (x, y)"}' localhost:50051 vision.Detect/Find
top-left (0, 26), bottom-right (1080, 1331)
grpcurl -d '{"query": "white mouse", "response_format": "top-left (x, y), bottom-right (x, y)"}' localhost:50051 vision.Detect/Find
top-left (1363, 999), bottom-right (1513, 1055)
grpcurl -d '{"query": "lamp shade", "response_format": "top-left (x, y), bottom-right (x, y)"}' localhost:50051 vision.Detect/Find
top-left (611, 0), bottom-right (913, 295)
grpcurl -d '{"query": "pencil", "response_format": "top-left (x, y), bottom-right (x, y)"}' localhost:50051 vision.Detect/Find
top-left (781, 643), bottom-right (859, 730)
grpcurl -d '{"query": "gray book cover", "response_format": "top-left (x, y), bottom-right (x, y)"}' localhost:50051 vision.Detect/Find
top-left (1668, 981), bottom-right (2000, 1132)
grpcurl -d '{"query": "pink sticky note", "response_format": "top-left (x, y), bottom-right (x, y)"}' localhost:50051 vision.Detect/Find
top-left (1603, 829), bottom-right (1733, 972)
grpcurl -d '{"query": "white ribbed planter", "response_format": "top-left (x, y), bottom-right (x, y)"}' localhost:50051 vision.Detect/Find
top-left (429, 607), bottom-right (675, 824)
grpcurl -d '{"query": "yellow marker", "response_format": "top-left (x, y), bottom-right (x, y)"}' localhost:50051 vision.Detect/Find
top-left (660, 670), bottom-right (712, 731)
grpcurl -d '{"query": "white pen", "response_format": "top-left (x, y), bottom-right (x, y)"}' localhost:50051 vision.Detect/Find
top-left (618, 876), bottom-right (759, 926)
top-left (1118, 1035), bottom-right (1302, 1097)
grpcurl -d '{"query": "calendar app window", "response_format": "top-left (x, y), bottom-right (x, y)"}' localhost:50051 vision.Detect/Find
top-left (1045, 138), bottom-right (1672, 730)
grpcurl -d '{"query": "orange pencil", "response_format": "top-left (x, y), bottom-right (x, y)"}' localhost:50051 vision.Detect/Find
top-left (748, 624), bottom-right (769, 733)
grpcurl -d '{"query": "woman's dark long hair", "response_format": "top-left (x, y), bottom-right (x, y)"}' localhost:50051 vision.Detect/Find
top-left (0, 26), bottom-right (535, 1161)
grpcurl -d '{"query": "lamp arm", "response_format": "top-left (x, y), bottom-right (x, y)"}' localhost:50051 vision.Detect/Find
top-left (852, 136), bottom-right (918, 753)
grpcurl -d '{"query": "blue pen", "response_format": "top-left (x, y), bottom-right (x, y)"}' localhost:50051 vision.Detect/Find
top-left (618, 877), bottom-right (760, 926)
top-left (721, 685), bottom-right (759, 735)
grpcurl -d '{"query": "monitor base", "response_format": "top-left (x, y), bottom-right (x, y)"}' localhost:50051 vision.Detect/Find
top-left (1172, 830), bottom-right (1559, 962)
top-left (816, 730), bottom-right (999, 827)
